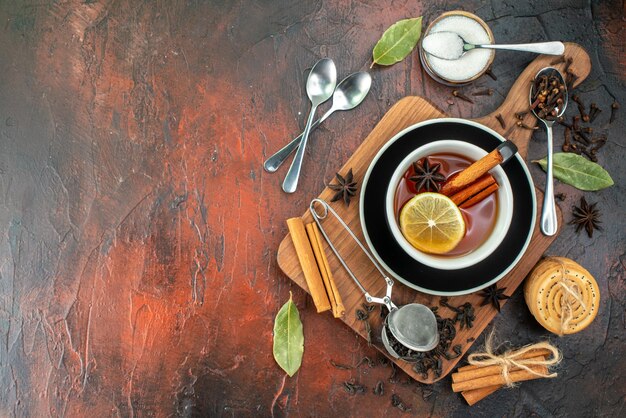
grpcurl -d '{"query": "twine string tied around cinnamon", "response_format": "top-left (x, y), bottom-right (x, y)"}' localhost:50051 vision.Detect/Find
top-left (552, 257), bottom-right (587, 335)
top-left (467, 329), bottom-right (561, 387)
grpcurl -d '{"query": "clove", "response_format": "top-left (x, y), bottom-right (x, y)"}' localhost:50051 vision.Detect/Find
top-left (485, 66), bottom-right (497, 80)
top-left (562, 126), bottom-right (571, 152)
top-left (472, 88), bottom-right (493, 96)
top-left (452, 90), bottom-right (474, 104)
top-left (563, 57), bottom-right (573, 73)
top-left (582, 148), bottom-right (597, 162)
top-left (610, 101), bottom-right (619, 123)
top-left (517, 121), bottom-right (538, 130)
top-left (572, 115), bottom-right (580, 132)
top-left (550, 55), bottom-right (566, 65)
top-left (557, 116), bottom-right (572, 128)
top-left (590, 138), bottom-right (607, 154)
top-left (495, 113), bottom-right (506, 129)
top-left (573, 132), bottom-right (590, 146)
top-left (515, 110), bottom-right (528, 120)
top-left (572, 95), bottom-right (589, 122)
top-left (566, 69), bottom-right (578, 91)
top-left (588, 103), bottom-right (601, 123)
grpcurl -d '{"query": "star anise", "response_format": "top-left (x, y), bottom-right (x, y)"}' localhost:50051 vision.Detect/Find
top-left (409, 158), bottom-right (446, 192)
top-left (329, 168), bottom-right (358, 206)
top-left (569, 196), bottom-right (602, 238)
top-left (479, 284), bottom-right (510, 312)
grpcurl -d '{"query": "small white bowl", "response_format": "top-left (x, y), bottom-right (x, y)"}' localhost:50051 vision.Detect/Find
top-left (385, 140), bottom-right (514, 270)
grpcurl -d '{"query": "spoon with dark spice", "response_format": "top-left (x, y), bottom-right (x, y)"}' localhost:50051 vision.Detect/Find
top-left (530, 67), bottom-right (569, 236)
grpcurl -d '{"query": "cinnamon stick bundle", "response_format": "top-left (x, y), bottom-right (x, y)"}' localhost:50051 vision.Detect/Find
top-left (456, 352), bottom-right (551, 405)
top-left (286, 218), bottom-right (331, 313)
top-left (452, 364), bottom-right (549, 392)
top-left (451, 334), bottom-right (560, 406)
top-left (449, 174), bottom-right (498, 207)
top-left (305, 222), bottom-right (345, 318)
top-left (441, 147), bottom-right (503, 196)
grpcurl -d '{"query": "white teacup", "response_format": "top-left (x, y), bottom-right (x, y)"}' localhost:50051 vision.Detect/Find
top-left (385, 140), bottom-right (513, 270)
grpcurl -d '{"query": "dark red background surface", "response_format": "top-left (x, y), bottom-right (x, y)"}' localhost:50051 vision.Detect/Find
top-left (0, 1), bottom-right (624, 416)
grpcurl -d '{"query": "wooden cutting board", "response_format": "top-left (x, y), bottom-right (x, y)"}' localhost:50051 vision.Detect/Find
top-left (277, 43), bottom-right (590, 383)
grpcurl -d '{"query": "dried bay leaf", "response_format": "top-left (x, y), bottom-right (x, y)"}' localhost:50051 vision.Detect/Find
top-left (533, 153), bottom-right (614, 191)
top-left (273, 292), bottom-right (304, 377)
top-left (372, 17), bottom-right (423, 67)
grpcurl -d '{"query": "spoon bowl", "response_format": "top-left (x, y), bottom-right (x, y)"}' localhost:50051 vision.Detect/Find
top-left (422, 31), bottom-right (564, 61)
top-left (282, 58), bottom-right (337, 193)
top-left (530, 67), bottom-right (568, 236)
top-left (263, 72), bottom-right (371, 173)
top-left (331, 71), bottom-right (372, 111)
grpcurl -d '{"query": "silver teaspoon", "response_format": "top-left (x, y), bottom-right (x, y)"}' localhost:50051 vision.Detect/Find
top-left (422, 31), bottom-right (564, 61)
top-left (264, 71), bottom-right (371, 173)
top-left (282, 58), bottom-right (337, 193)
top-left (530, 67), bottom-right (568, 236)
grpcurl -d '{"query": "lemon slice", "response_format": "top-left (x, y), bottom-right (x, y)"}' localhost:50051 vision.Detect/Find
top-left (399, 193), bottom-right (466, 254)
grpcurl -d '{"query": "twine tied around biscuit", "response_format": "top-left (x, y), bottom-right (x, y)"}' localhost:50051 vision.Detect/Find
top-left (551, 257), bottom-right (587, 335)
top-left (467, 329), bottom-right (561, 387)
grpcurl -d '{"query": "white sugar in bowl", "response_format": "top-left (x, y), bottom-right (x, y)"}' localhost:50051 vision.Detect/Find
top-left (419, 11), bottom-right (495, 85)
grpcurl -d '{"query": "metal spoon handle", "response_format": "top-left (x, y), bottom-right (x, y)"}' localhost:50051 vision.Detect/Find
top-left (474, 41), bottom-right (564, 56)
top-left (282, 104), bottom-right (318, 193)
top-left (263, 108), bottom-right (334, 173)
top-left (541, 124), bottom-right (558, 236)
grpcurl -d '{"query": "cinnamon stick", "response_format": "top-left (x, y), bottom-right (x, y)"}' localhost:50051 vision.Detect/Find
top-left (286, 218), bottom-right (331, 313)
top-left (440, 148), bottom-right (503, 196)
top-left (449, 174), bottom-right (496, 206)
top-left (456, 348), bottom-right (553, 372)
top-left (461, 385), bottom-right (501, 406)
top-left (305, 222), bottom-right (345, 318)
top-left (460, 183), bottom-right (499, 209)
top-left (451, 364), bottom-right (549, 392)
top-left (452, 355), bottom-right (547, 383)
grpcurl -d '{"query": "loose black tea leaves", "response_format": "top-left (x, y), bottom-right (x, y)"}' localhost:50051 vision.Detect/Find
top-left (364, 320), bottom-right (372, 346)
top-left (329, 359), bottom-right (353, 370)
top-left (388, 362), bottom-right (398, 383)
top-left (362, 303), bottom-right (376, 313)
top-left (374, 381), bottom-right (384, 396)
top-left (439, 298), bottom-right (476, 329)
top-left (343, 380), bottom-right (366, 395)
top-left (355, 356), bottom-right (374, 368)
top-left (355, 309), bottom-right (369, 321)
top-left (391, 394), bottom-right (412, 412)
top-left (409, 307), bottom-right (466, 379)
top-left (378, 354), bottom-right (390, 367)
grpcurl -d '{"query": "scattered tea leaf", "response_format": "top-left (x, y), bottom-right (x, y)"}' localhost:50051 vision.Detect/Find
top-left (372, 17), bottom-right (423, 67)
top-left (273, 292), bottom-right (304, 377)
top-left (533, 153), bottom-right (614, 191)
